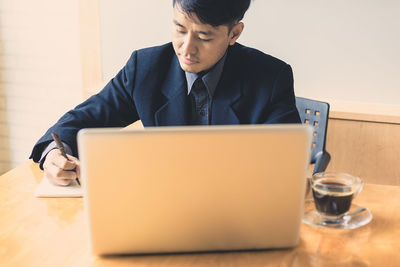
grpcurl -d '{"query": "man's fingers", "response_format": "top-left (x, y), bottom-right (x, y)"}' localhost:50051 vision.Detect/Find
top-left (46, 175), bottom-right (72, 186)
top-left (46, 162), bottom-right (77, 179)
top-left (44, 161), bottom-right (77, 186)
top-left (69, 156), bottom-right (81, 178)
top-left (75, 164), bottom-right (81, 179)
top-left (47, 149), bottom-right (77, 170)
top-left (43, 149), bottom-right (81, 186)
top-left (54, 154), bottom-right (77, 171)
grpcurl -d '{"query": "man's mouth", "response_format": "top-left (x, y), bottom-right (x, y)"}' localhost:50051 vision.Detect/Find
top-left (182, 57), bottom-right (198, 65)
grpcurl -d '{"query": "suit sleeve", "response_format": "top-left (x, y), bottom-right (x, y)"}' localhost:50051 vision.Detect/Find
top-left (29, 52), bottom-right (140, 161)
top-left (263, 64), bottom-right (301, 124)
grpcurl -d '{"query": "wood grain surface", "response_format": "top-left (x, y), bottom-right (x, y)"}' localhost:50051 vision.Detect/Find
top-left (326, 118), bottom-right (400, 186)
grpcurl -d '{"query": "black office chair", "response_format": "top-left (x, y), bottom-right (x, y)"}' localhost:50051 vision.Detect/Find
top-left (295, 97), bottom-right (331, 174)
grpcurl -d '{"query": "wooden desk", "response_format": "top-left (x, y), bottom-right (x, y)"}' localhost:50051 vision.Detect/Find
top-left (1, 162), bottom-right (399, 266)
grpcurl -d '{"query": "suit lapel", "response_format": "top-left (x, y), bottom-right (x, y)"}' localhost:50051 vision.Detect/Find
top-left (154, 56), bottom-right (189, 126)
top-left (211, 45), bottom-right (242, 125)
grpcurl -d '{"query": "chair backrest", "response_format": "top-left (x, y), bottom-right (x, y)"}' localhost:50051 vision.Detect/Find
top-left (295, 97), bottom-right (331, 174)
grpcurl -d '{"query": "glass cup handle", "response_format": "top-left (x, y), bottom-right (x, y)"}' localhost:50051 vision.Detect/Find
top-left (353, 180), bottom-right (364, 199)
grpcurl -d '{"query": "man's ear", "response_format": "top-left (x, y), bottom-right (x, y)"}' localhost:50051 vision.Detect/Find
top-left (229, 22), bottom-right (244, 46)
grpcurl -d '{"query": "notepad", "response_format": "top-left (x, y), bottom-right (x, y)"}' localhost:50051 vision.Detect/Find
top-left (35, 176), bottom-right (83, 198)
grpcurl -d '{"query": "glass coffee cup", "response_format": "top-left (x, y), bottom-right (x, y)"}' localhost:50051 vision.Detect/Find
top-left (310, 172), bottom-right (363, 224)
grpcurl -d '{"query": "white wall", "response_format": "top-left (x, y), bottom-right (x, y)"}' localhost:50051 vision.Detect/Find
top-left (241, 0), bottom-right (400, 110)
top-left (99, 0), bottom-right (400, 114)
top-left (99, 1), bottom-right (172, 81)
top-left (0, 0), bottom-right (82, 174)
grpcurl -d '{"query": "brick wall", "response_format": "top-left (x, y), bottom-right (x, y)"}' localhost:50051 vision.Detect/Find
top-left (0, 0), bottom-right (82, 174)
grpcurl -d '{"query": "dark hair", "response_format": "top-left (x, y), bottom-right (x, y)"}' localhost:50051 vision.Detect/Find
top-left (173, 0), bottom-right (251, 29)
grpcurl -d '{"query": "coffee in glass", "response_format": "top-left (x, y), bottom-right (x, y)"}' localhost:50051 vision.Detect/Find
top-left (311, 172), bottom-right (363, 223)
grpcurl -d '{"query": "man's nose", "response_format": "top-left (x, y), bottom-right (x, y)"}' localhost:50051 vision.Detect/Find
top-left (181, 34), bottom-right (197, 56)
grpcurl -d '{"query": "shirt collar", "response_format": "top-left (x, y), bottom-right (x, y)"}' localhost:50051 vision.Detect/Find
top-left (185, 52), bottom-right (227, 97)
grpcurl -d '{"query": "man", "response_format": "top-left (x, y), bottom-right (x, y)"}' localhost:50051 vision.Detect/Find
top-left (30, 0), bottom-right (301, 186)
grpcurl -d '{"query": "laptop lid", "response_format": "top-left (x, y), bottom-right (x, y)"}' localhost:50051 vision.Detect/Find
top-left (77, 124), bottom-right (312, 255)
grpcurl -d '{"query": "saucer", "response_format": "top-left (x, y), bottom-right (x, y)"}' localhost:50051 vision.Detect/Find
top-left (302, 199), bottom-right (373, 229)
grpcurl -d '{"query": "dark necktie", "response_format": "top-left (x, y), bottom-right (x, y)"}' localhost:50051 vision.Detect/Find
top-left (189, 78), bottom-right (209, 125)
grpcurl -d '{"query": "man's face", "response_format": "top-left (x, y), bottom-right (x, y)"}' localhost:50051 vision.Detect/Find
top-left (172, 4), bottom-right (240, 73)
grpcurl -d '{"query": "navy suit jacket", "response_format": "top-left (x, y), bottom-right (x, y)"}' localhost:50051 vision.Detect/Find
top-left (30, 42), bottom-right (300, 161)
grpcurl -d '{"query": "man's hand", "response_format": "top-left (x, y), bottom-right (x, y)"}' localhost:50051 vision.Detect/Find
top-left (43, 149), bottom-right (81, 186)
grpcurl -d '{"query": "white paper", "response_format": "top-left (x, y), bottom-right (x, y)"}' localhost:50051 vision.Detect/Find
top-left (35, 176), bottom-right (83, 198)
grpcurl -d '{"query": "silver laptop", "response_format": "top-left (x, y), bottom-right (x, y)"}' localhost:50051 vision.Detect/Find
top-left (77, 124), bottom-right (312, 255)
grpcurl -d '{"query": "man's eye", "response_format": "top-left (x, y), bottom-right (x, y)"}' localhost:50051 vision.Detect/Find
top-left (177, 29), bottom-right (186, 34)
top-left (199, 38), bottom-right (212, 42)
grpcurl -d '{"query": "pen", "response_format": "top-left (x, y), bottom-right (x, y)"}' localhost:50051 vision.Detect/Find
top-left (51, 132), bottom-right (81, 186)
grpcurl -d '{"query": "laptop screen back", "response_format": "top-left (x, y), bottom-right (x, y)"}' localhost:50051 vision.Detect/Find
top-left (78, 124), bottom-right (312, 255)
